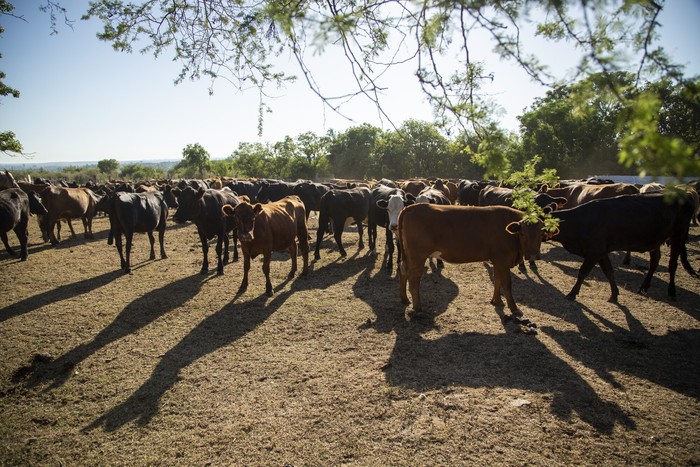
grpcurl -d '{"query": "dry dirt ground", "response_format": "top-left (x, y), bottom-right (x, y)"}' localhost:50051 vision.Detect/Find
top-left (0, 212), bottom-right (699, 465)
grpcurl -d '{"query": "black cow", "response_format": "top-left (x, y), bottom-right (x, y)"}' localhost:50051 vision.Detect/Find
top-left (108, 191), bottom-right (169, 273)
top-left (458, 180), bottom-right (495, 205)
top-left (478, 185), bottom-right (567, 212)
top-left (226, 180), bottom-right (262, 202)
top-left (172, 187), bottom-right (240, 275)
top-left (293, 182), bottom-right (332, 219)
top-left (415, 187), bottom-right (451, 205)
top-left (256, 181), bottom-right (297, 203)
top-left (314, 187), bottom-right (371, 260)
top-left (550, 193), bottom-right (697, 302)
top-left (368, 184), bottom-right (413, 272)
top-left (0, 188), bottom-right (33, 260)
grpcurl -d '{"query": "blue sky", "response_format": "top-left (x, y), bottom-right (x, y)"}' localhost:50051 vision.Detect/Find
top-left (1, 1), bottom-right (699, 164)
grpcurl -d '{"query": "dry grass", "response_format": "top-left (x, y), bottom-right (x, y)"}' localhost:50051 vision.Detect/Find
top-left (0, 213), bottom-right (699, 465)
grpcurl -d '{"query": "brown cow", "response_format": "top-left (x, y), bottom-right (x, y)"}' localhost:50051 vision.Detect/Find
top-left (39, 187), bottom-right (101, 245)
top-left (222, 195), bottom-right (309, 296)
top-left (398, 203), bottom-right (543, 324)
top-left (400, 179), bottom-right (428, 197)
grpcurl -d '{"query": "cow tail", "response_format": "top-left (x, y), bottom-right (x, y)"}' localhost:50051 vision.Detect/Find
top-left (397, 208), bottom-right (408, 276)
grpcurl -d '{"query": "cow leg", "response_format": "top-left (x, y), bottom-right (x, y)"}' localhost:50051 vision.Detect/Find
top-left (263, 250), bottom-right (273, 296)
top-left (215, 234), bottom-right (225, 276)
top-left (356, 217), bottom-right (365, 250)
top-left (680, 244), bottom-right (698, 277)
top-left (66, 219), bottom-right (77, 239)
top-left (1, 232), bottom-right (15, 256)
top-left (231, 231), bottom-right (239, 262)
top-left (15, 223), bottom-right (28, 261)
top-left (407, 260), bottom-right (426, 313)
top-left (385, 227), bottom-right (394, 272)
top-left (298, 234), bottom-right (309, 276)
top-left (598, 255), bottom-right (620, 302)
top-left (638, 248), bottom-right (661, 295)
top-left (288, 241), bottom-right (298, 279)
top-left (668, 242), bottom-right (682, 298)
top-left (239, 249), bottom-right (250, 293)
top-left (82, 217), bottom-right (91, 239)
top-left (622, 251), bottom-right (632, 265)
top-left (114, 231), bottom-right (126, 271)
top-left (314, 222), bottom-right (326, 260)
top-left (124, 231), bottom-right (134, 273)
top-left (147, 231), bottom-right (156, 260)
top-left (517, 259), bottom-right (526, 274)
top-left (490, 268), bottom-right (505, 307)
top-left (333, 220), bottom-right (346, 257)
top-left (399, 258), bottom-right (410, 305)
top-left (49, 218), bottom-right (60, 246)
top-left (566, 257), bottom-right (598, 301)
top-left (85, 216), bottom-right (95, 239)
top-left (368, 221), bottom-right (376, 251)
top-left (496, 267), bottom-right (522, 316)
top-left (198, 230), bottom-right (210, 274)
top-left (222, 232), bottom-right (230, 265)
top-left (158, 222), bottom-right (167, 259)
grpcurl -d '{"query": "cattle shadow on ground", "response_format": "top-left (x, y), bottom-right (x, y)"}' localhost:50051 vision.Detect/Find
top-left (506, 270), bottom-right (700, 402)
top-left (384, 319), bottom-right (635, 434)
top-left (84, 255), bottom-right (373, 432)
top-left (0, 270), bottom-right (122, 323)
top-left (352, 261), bottom-right (459, 334)
top-left (13, 273), bottom-right (206, 390)
top-left (542, 317), bottom-right (700, 403)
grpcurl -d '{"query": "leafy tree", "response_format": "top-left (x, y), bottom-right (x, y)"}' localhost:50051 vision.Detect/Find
top-left (174, 143), bottom-right (211, 178)
top-left (97, 158), bottom-right (120, 176)
top-left (82, 0), bottom-right (686, 179)
top-left (328, 124), bottom-right (382, 179)
top-left (229, 142), bottom-right (274, 179)
top-left (120, 163), bottom-right (165, 181)
top-left (209, 159), bottom-right (234, 177)
top-left (0, 1), bottom-right (22, 156)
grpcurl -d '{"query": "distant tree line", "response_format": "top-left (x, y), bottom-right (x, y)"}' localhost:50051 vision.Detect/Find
top-left (10, 73), bottom-right (699, 183)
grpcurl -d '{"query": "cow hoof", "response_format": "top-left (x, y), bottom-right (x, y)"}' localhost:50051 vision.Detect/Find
top-left (265, 289), bottom-right (273, 297)
top-left (339, 251), bottom-right (347, 258)
top-left (161, 254), bottom-right (168, 259)
top-left (124, 269), bottom-right (131, 274)
top-left (217, 270), bottom-right (224, 276)
top-left (20, 256), bottom-right (28, 262)
top-left (565, 293), bottom-right (577, 301)
top-left (510, 309), bottom-right (524, 318)
top-left (314, 253), bottom-right (321, 261)
top-left (199, 269), bottom-right (209, 275)
top-left (517, 264), bottom-right (526, 274)
top-left (490, 299), bottom-right (505, 307)
top-left (607, 296), bottom-right (618, 303)
top-left (149, 254), bottom-right (156, 260)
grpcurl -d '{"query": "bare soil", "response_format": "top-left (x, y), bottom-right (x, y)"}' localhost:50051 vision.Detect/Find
top-left (0, 213), bottom-right (699, 465)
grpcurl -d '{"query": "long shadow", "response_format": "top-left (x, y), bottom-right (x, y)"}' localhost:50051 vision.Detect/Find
top-left (541, 303), bottom-right (700, 402)
top-left (352, 259), bottom-right (459, 334)
top-left (84, 255), bottom-right (372, 432)
top-left (509, 265), bottom-right (700, 402)
top-left (13, 274), bottom-right (206, 390)
top-left (385, 321), bottom-right (635, 434)
top-left (0, 270), bottom-right (121, 323)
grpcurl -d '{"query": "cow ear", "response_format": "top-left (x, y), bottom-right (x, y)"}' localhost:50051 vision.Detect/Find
top-left (238, 195), bottom-right (250, 203)
top-left (253, 204), bottom-right (264, 214)
top-left (505, 221), bottom-right (522, 235)
top-left (222, 204), bottom-right (236, 217)
top-left (406, 193), bottom-right (416, 204)
top-left (376, 199), bottom-right (388, 209)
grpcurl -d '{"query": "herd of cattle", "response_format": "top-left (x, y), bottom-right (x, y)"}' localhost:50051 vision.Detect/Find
top-left (1, 170), bottom-right (698, 325)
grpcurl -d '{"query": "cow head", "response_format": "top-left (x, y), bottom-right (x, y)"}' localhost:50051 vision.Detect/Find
top-left (505, 218), bottom-right (544, 261)
top-left (162, 185), bottom-right (179, 209)
top-left (377, 193), bottom-right (414, 232)
top-left (255, 182), bottom-right (271, 203)
top-left (172, 187), bottom-right (205, 223)
top-left (27, 191), bottom-right (48, 216)
top-left (223, 201), bottom-right (263, 242)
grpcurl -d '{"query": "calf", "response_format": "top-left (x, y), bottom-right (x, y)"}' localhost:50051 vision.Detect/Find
top-left (0, 188), bottom-right (31, 260)
top-left (398, 203), bottom-right (543, 321)
top-left (222, 195), bottom-right (309, 296)
top-left (38, 186), bottom-right (101, 245)
top-left (314, 187), bottom-right (371, 260)
top-left (107, 191), bottom-right (169, 273)
top-left (368, 185), bottom-right (413, 272)
top-left (172, 187), bottom-right (240, 275)
top-left (550, 193), bottom-right (696, 302)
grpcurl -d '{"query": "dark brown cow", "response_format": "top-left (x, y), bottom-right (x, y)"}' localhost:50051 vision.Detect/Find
top-left (39, 187), bottom-right (101, 245)
top-left (222, 195), bottom-right (309, 296)
top-left (398, 203), bottom-right (543, 323)
top-left (542, 182), bottom-right (639, 209)
top-left (400, 180), bottom-right (428, 197)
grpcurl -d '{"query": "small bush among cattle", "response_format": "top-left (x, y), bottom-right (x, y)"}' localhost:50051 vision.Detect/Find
top-left (0, 214), bottom-right (699, 464)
